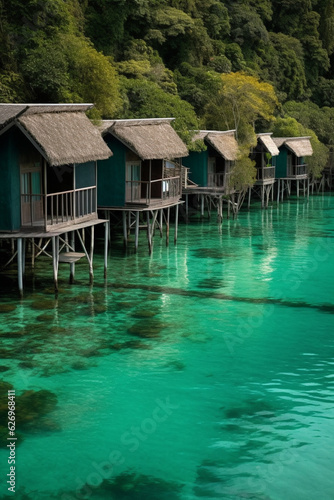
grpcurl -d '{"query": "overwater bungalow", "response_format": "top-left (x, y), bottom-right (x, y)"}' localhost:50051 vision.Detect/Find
top-left (0, 103), bottom-right (112, 295)
top-left (97, 118), bottom-right (188, 253)
top-left (272, 136), bottom-right (313, 200)
top-left (182, 130), bottom-right (239, 219)
top-left (248, 133), bottom-right (279, 208)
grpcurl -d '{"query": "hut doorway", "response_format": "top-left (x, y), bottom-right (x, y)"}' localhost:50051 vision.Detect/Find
top-left (126, 161), bottom-right (141, 202)
top-left (20, 164), bottom-right (44, 227)
top-left (208, 157), bottom-right (216, 187)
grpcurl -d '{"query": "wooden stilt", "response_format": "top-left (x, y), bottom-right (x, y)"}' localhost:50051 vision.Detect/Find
top-left (201, 194), bottom-right (204, 217)
top-left (277, 179), bottom-right (280, 203)
top-left (307, 178), bottom-right (310, 198)
top-left (52, 236), bottom-right (59, 295)
top-left (70, 231), bottom-right (75, 284)
top-left (89, 226), bottom-right (94, 285)
top-left (147, 212), bottom-right (152, 255)
top-left (297, 179), bottom-right (299, 197)
top-left (122, 211), bottom-right (127, 248)
top-left (128, 211), bottom-right (131, 238)
top-left (159, 209), bottom-right (163, 238)
top-left (104, 221), bottom-right (108, 278)
top-left (185, 194), bottom-right (189, 219)
top-left (31, 237), bottom-right (35, 269)
top-left (17, 238), bottom-right (23, 297)
top-left (166, 207), bottom-right (170, 246)
top-left (218, 196), bottom-right (223, 222)
top-left (248, 187), bottom-right (251, 209)
top-left (22, 239), bottom-right (26, 276)
top-left (135, 211), bottom-right (139, 253)
top-left (261, 186), bottom-right (264, 208)
top-left (174, 204), bottom-right (179, 244)
top-left (227, 197), bottom-right (230, 219)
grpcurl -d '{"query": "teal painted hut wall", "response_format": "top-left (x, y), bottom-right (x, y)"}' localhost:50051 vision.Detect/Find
top-left (182, 149), bottom-right (208, 187)
top-left (275, 147), bottom-right (288, 178)
top-left (0, 128), bottom-right (22, 231)
top-left (97, 135), bottom-right (126, 207)
top-left (76, 161), bottom-right (95, 189)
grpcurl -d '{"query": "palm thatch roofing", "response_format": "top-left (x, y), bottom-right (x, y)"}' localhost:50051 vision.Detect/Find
top-left (0, 104), bottom-right (112, 166)
top-left (193, 130), bottom-right (239, 161)
top-left (100, 118), bottom-right (188, 160)
top-left (273, 137), bottom-right (313, 157)
top-left (0, 104), bottom-right (27, 129)
top-left (257, 133), bottom-right (279, 156)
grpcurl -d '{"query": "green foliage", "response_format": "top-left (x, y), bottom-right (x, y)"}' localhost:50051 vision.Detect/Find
top-left (229, 153), bottom-right (257, 192)
top-left (174, 63), bottom-right (222, 115)
top-left (267, 33), bottom-right (308, 101)
top-left (118, 77), bottom-right (200, 148)
top-left (21, 39), bottom-right (69, 101)
top-left (0, 71), bottom-right (25, 102)
top-left (60, 34), bottom-right (122, 118)
top-left (204, 72), bottom-right (278, 142)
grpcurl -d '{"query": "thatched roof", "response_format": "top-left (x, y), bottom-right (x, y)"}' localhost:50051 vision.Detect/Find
top-left (101, 118), bottom-right (188, 160)
top-left (0, 104), bottom-right (112, 166)
top-left (257, 133), bottom-right (279, 156)
top-left (0, 104), bottom-right (27, 129)
top-left (18, 111), bottom-right (112, 166)
top-left (194, 130), bottom-right (239, 161)
top-left (0, 103), bottom-right (93, 130)
top-left (273, 137), bottom-right (313, 157)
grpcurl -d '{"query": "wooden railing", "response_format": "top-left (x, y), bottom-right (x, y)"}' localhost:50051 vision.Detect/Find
top-left (257, 166), bottom-right (275, 180)
top-left (288, 164), bottom-right (307, 177)
top-left (21, 186), bottom-right (97, 229)
top-left (207, 172), bottom-right (231, 189)
top-left (126, 176), bottom-right (181, 205)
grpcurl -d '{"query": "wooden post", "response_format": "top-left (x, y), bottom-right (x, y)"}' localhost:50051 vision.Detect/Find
top-left (147, 211), bottom-right (152, 255)
top-left (159, 209), bottom-right (163, 237)
top-left (185, 194), bottom-right (189, 218)
top-left (70, 231), bottom-right (75, 284)
top-left (89, 226), bottom-right (94, 285)
top-left (261, 186), bottom-right (264, 209)
top-left (166, 207), bottom-right (170, 246)
top-left (52, 235), bottom-right (59, 296)
top-left (277, 178), bottom-right (280, 204)
top-left (174, 204), bottom-right (179, 244)
top-left (218, 196), bottom-right (223, 222)
top-left (22, 239), bottom-right (26, 277)
top-left (297, 179), bottom-right (299, 197)
top-left (248, 187), bottom-right (251, 209)
top-left (227, 197), bottom-right (230, 219)
top-left (307, 178), bottom-right (310, 198)
top-left (31, 237), bottom-right (35, 269)
top-left (201, 194), bottom-right (204, 217)
top-left (122, 211), bottom-right (127, 248)
top-left (104, 221), bottom-right (108, 278)
top-left (135, 211), bottom-right (139, 253)
top-left (17, 238), bottom-right (23, 297)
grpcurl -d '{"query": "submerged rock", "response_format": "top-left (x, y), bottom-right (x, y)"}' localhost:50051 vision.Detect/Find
top-left (0, 303), bottom-right (16, 313)
top-left (97, 471), bottom-right (183, 499)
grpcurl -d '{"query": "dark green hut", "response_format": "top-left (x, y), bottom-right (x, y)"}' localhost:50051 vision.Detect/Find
top-left (0, 104), bottom-right (112, 232)
top-left (97, 118), bottom-right (188, 210)
top-left (273, 137), bottom-right (313, 180)
top-left (182, 130), bottom-right (239, 192)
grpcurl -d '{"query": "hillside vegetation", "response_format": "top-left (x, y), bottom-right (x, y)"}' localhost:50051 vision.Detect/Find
top-left (1, 0), bottom-right (333, 170)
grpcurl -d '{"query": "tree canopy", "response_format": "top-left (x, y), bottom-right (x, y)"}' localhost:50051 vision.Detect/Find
top-left (1, 0), bottom-right (334, 174)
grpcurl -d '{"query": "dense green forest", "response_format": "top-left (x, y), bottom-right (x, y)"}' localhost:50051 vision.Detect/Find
top-left (1, 0), bottom-right (334, 175)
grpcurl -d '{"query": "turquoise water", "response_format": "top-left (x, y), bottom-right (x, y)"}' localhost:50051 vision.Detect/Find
top-left (0, 194), bottom-right (334, 500)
